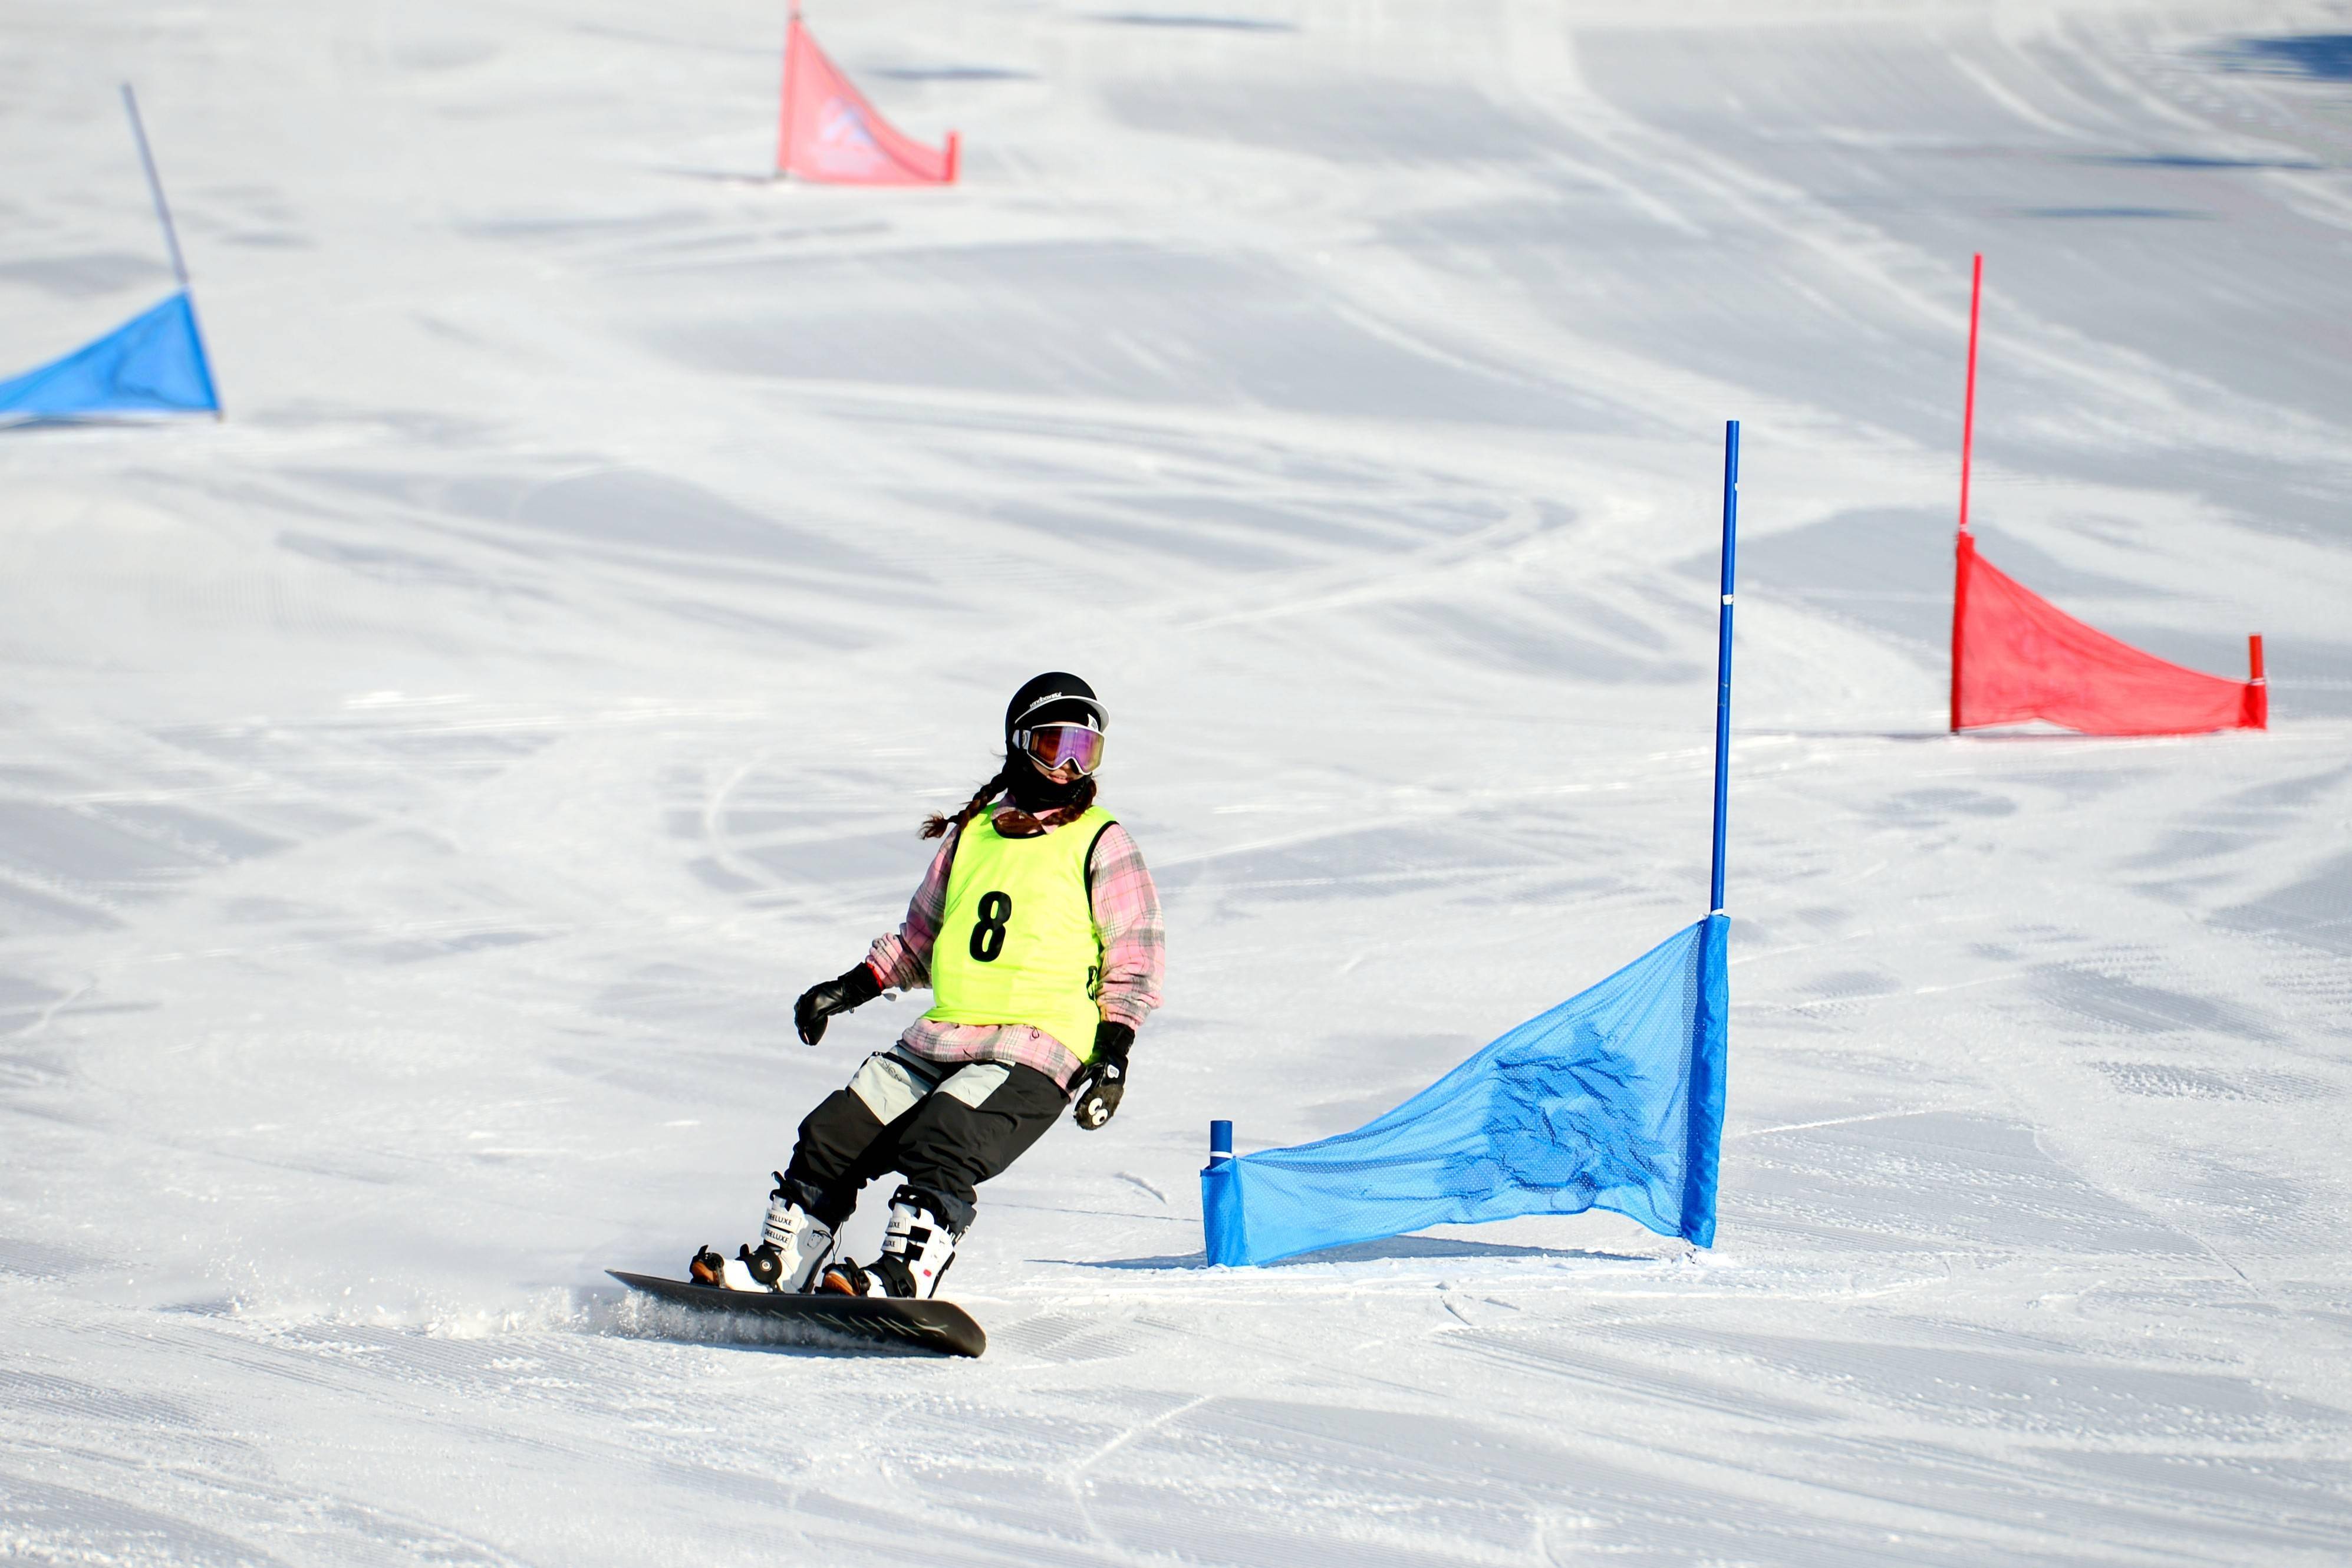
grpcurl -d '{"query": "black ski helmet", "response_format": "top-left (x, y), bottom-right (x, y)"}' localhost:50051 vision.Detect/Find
top-left (1004, 672), bottom-right (1107, 752)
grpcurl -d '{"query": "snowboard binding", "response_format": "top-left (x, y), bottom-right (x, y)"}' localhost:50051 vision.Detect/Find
top-left (690, 1172), bottom-right (836, 1293)
top-left (821, 1185), bottom-right (960, 1300)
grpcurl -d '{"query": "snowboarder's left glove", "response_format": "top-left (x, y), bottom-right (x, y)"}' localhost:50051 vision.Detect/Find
top-left (795, 962), bottom-right (882, 1046)
top-left (1070, 1022), bottom-right (1132, 1130)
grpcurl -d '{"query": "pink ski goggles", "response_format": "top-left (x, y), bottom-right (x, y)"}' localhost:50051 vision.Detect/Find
top-left (1016, 723), bottom-right (1106, 777)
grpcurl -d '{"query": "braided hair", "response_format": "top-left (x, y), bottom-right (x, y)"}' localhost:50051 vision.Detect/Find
top-left (921, 763), bottom-right (1011, 841)
top-left (919, 758), bottom-right (1099, 839)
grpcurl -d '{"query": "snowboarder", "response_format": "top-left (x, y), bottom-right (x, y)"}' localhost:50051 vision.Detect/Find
top-left (691, 673), bottom-right (1164, 1300)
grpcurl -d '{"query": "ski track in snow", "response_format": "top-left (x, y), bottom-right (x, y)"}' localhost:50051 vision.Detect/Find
top-left (4, 0), bottom-right (2351, 1562)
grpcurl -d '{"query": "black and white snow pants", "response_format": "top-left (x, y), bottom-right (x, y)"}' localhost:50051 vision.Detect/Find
top-left (782, 1048), bottom-right (1065, 1235)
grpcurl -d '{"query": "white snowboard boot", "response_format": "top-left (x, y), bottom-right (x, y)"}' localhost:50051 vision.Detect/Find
top-left (690, 1173), bottom-right (834, 1293)
top-left (822, 1187), bottom-right (960, 1300)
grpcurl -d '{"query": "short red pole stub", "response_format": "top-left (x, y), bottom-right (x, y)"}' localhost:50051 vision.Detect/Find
top-left (2246, 634), bottom-right (2268, 729)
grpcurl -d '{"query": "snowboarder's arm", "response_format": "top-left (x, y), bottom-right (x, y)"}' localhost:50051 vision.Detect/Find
top-left (864, 826), bottom-right (958, 991)
top-left (1088, 822), bottom-right (1164, 1032)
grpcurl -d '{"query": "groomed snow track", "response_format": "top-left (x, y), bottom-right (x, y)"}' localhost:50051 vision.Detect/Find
top-left (4, 2), bottom-right (2351, 1563)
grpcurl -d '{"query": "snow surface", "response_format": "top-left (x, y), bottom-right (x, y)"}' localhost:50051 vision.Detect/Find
top-left (5, 0), bottom-right (2352, 1561)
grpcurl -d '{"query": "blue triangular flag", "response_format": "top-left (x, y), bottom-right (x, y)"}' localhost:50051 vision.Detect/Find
top-left (1204, 914), bottom-right (1729, 1265)
top-left (0, 291), bottom-right (219, 422)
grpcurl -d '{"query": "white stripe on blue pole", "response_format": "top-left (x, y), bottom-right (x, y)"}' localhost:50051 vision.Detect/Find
top-left (1709, 421), bottom-right (1739, 917)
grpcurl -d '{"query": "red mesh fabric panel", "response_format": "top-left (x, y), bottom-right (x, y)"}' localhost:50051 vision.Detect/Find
top-left (1953, 533), bottom-right (2263, 736)
top-left (779, 18), bottom-right (957, 185)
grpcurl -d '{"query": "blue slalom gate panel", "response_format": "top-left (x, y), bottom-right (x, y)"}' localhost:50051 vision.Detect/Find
top-left (0, 291), bottom-right (219, 423)
top-left (1203, 914), bottom-right (1730, 1266)
top-left (1202, 422), bottom-right (1740, 1269)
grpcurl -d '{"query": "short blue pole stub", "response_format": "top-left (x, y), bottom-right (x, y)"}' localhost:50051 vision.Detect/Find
top-left (1209, 1119), bottom-right (1233, 1165)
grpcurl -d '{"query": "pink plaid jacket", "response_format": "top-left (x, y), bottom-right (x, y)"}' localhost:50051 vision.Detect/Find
top-left (864, 802), bottom-right (1164, 1091)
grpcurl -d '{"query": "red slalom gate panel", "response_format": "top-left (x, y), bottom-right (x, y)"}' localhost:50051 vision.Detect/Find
top-left (778, 11), bottom-right (958, 185)
top-left (1952, 533), bottom-right (2265, 735)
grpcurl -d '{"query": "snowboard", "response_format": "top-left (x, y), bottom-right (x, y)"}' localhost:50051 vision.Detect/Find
top-left (607, 1270), bottom-right (987, 1358)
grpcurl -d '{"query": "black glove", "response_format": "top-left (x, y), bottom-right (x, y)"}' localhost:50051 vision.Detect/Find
top-left (795, 962), bottom-right (881, 1046)
top-left (1070, 1022), bottom-right (1134, 1131)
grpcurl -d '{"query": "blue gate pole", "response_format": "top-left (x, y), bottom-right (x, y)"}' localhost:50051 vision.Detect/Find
top-left (120, 83), bottom-right (222, 421)
top-left (1709, 421), bottom-right (1740, 916)
top-left (120, 84), bottom-right (190, 292)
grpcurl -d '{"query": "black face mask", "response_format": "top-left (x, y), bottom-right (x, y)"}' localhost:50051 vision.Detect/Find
top-left (1004, 755), bottom-right (1088, 811)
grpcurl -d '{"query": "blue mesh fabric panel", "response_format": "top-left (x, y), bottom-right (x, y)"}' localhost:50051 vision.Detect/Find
top-left (0, 292), bottom-right (219, 422)
top-left (1203, 915), bottom-right (1729, 1265)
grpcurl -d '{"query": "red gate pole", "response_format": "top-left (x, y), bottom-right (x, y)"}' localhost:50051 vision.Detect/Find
top-left (777, 6), bottom-right (803, 177)
top-left (1951, 252), bottom-right (1984, 732)
top-left (1959, 252), bottom-right (1982, 538)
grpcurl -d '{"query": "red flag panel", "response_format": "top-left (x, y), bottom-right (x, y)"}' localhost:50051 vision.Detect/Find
top-left (779, 17), bottom-right (957, 185)
top-left (1952, 533), bottom-right (2263, 736)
